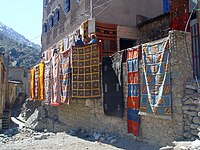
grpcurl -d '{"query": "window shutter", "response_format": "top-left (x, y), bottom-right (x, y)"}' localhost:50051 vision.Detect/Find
top-left (42, 23), bottom-right (47, 33)
top-left (63, 0), bottom-right (70, 15)
top-left (54, 9), bottom-right (60, 24)
top-left (43, 0), bottom-right (48, 8)
top-left (48, 15), bottom-right (54, 28)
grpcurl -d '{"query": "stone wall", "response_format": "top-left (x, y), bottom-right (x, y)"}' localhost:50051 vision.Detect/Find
top-left (57, 99), bottom-right (127, 135)
top-left (182, 81), bottom-right (200, 140)
top-left (138, 13), bottom-right (170, 44)
top-left (139, 30), bottom-right (193, 147)
top-left (57, 63), bottom-right (128, 135)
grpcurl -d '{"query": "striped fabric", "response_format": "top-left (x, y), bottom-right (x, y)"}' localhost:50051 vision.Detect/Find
top-left (34, 66), bottom-right (39, 100)
top-left (30, 68), bottom-right (35, 100)
top-left (51, 54), bottom-right (60, 106)
top-left (59, 49), bottom-right (71, 104)
top-left (38, 62), bottom-right (45, 101)
top-left (127, 46), bottom-right (140, 136)
top-left (44, 59), bottom-right (52, 105)
top-left (140, 37), bottom-right (171, 117)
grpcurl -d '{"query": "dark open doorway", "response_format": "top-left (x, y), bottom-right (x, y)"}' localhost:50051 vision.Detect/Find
top-left (120, 38), bottom-right (136, 50)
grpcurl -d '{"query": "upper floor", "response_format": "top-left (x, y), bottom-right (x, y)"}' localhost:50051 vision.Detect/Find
top-left (41, 0), bottom-right (165, 51)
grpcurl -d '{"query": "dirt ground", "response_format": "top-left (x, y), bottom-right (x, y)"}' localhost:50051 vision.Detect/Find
top-left (0, 131), bottom-right (159, 150)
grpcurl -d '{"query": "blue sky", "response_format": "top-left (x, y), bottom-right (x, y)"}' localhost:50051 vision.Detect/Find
top-left (0, 0), bottom-right (43, 45)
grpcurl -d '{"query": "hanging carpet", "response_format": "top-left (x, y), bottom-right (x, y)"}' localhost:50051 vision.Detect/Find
top-left (140, 37), bottom-right (171, 117)
top-left (59, 49), bottom-right (71, 104)
top-left (34, 65), bottom-right (39, 100)
top-left (102, 53), bottom-right (124, 118)
top-left (38, 62), bottom-right (45, 101)
top-left (44, 59), bottom-right (52, 105)
top-left (30, 68), bottom-right (35, 100)
top-left (51, 54), bottom-right (60, 106)
top-left (127, 46), bottom-right (140, 136)
top-left (71, 44), bottom-right (100, 98)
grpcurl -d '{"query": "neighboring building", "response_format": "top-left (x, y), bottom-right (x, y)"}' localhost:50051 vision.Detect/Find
top-left (7, 81), bottom-right (23, 108)
top-left (137, 13), bottom-right (170, 44)
top-left (0, 53), bottom-right (6, 130)
top-left (9, 67), bottom-right (29, 96)
top-left (41, 0), bottom-right (164, 52)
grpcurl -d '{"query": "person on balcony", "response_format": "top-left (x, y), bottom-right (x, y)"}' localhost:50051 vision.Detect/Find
top-left (75, 35), bottom-right (84, 46)
top-left (88, 34), bottom-right (97, 44)
top-left (84, 36), bottom-right (91, 45)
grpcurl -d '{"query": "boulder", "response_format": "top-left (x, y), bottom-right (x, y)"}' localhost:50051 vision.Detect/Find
top-left (184, 99), bottom-right (194, 105)
top-left (93, 132), bottom-right (101, 140)
top-left (191, 93), bottom-right (200, 100)
top-left (185, 89), bottom-right (195, 95)
top-left (185, 84), bottom-right (197, 90)
top-left (191, 130), bottom-right (198, 136)
top-left (33, 134), bottom-right (48, 140)
top-left (110, 138), bottom-right (118, 144)
top-left (159, 146), bottom-right (173, 150)
top-left (29, 121), bottom-right (45, 132)
top-left (192, 117), bottom-right (200, 124)
top-left (25, 109), bottom-right (40, 127)
top-left (190, 124), bottom-right (199, 129)
top-left (184, 111), bottom-right (197, 117)
top-left (182, 105), bottom-right (190, 111)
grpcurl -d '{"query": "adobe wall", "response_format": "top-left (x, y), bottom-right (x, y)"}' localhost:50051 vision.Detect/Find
top-left (57, 63), bottom-right (128, 135)
top-left (139, 30), bottom-right (193, 147)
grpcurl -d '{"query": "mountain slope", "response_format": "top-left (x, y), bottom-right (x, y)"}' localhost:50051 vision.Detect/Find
top-left (0, 22), bottom-right (41, 50)
top-left (0, 22), bottom-right (41, 68)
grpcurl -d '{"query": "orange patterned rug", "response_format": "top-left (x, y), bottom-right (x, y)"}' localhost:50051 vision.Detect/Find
top-left (71, 44), bottom-right (100, 98)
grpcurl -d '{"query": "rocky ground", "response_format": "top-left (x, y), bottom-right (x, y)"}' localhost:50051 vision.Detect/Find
top-left (0, 127), bottom-right (159, 150)
top-left (1, 97), bottom-right (200, 150)
top-left (1, 127), bottom-right (200, 150)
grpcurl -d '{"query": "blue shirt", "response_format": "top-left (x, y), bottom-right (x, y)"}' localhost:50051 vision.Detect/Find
top-left (88, 38), bottom-right (97, 44)
top-left (75, 39), bottom-right (84, 46)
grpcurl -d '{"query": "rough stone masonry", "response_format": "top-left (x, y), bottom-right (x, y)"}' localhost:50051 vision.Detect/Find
top-left (139, 30), bottom-right (193, 147)
top-left (182, 80), bottom-right (200, 140)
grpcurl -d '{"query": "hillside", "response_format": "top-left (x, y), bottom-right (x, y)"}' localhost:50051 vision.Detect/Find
top-left (0, 22), bottom-right (41, 68)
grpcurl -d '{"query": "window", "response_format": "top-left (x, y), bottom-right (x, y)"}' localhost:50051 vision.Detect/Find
top-left (63, 0), bottom-right (70, 15)
top-left (54, 8), bottom-right (60, 24)
top-left (163, 0), bottom-right (170, 13)
top-left (48, 15), bottom-right (54, 28)
top-left (43, 0), bottom-right (48, 8)
top-left (42, 22), bottom-right (47, 34)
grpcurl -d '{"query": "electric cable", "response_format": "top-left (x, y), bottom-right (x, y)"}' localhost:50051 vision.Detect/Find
top-left (94, 0), bottom-right (112, 18)
top-left (93, 0), bottom-right (112, 9)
